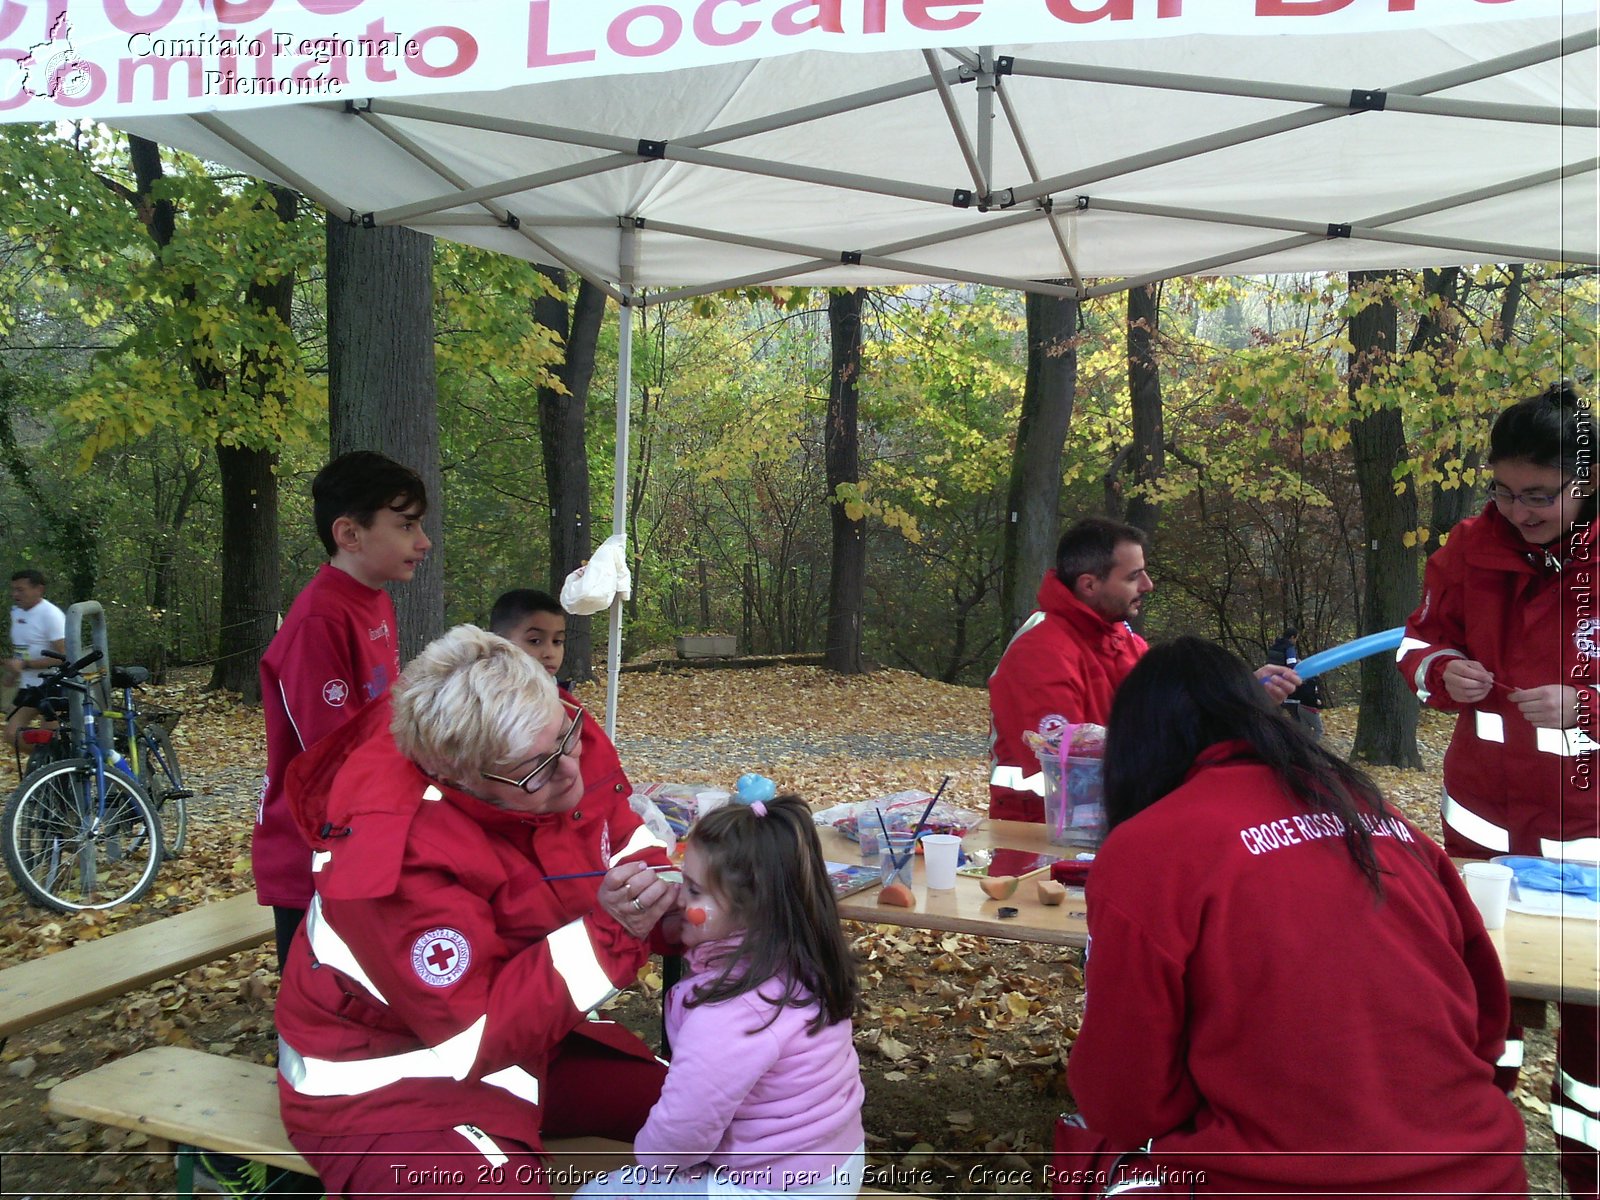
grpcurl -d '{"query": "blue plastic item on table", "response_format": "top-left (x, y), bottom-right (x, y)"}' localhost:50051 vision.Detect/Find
top-left (1497, 855), bottom-right (1600, 900)
top-left (1295, 627), bottom-right (1405, 681)
top-left (735, 773), bottom-right (777, 804)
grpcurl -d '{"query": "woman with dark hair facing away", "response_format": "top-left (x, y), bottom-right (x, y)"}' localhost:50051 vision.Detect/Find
top-left (578, 794), bottom-right (865, 1199)
top-left (1398, 380), bottom-right (1599, 1196)
top-left (1054, 638), bottom-right (1524, 1197)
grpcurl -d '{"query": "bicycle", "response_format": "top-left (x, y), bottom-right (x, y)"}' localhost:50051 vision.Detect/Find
top-left (1, 649), bottom-right (163, 912)
top-left (106, 666), bottom-right (191, 858)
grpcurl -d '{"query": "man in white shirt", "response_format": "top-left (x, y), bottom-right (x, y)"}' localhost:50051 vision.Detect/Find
top-left (5, 569), bottom-right (67, 749)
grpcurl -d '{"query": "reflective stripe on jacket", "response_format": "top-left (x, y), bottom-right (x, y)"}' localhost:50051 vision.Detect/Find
top-left (275, 706), bottom-right (667, 1144)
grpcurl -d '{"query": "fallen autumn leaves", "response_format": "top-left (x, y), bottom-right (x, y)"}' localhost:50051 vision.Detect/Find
top-left (0, 663), bottom-right (1563, 1195)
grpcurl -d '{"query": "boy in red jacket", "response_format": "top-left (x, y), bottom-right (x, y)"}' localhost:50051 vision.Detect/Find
top-left (258, 451), bottom-right (430, 970)
top-left (490, 589), bottom-right (633, 812)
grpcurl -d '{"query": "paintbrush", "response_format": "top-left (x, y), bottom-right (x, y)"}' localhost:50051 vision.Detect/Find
top-left (896, 775), bottom-right (951, 872)
top-left (874, 806), bottom-right (895, 860)
top-left (539, 863), bottom-right (679, 883)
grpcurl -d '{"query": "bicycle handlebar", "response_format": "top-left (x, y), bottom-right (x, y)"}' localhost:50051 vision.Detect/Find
top-left (37, 647), bottom-right (102, 680)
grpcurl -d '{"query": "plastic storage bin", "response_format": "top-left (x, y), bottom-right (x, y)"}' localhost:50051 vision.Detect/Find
top-left (1036, 745), bottom-right (1105, 847)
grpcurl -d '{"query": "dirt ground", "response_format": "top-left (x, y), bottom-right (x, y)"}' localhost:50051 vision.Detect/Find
top-left (0, 665), bottom-right (1572, 1197)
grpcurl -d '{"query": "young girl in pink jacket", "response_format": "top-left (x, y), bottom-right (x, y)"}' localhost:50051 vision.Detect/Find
top-left (580, 795), bottom-right (865, 1199)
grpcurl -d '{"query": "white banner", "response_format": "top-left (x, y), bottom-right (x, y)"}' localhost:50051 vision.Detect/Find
top-left (0, 0), bottom-right (1577, 123)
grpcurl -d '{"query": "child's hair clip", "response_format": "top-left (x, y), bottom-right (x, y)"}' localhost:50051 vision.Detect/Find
top-left (735, 773), bottom-right (776, 817)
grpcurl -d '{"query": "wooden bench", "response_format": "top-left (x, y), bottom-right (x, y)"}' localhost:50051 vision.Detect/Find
top-left (53, 1046), bottom-right (934, 1198)
top-left (0, 892), bottom-right (273, 1041)
top-left (51, 1047), bottom-right (636, 1197)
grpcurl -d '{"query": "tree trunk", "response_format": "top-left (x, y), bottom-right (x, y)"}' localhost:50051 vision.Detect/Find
top-left (207, 182), bottom-right (296, 700)
top-left (1430, 264), bottom-right (1523, 545)
top-left (1347, 270), bottom-right (1421, 768)
top-left (534, 270), bottom-right (605, 681)
top-left (1001, 290), bottom-right (1079, 639)
top-left (126, 135), bottom-right (286, 695)
top-left (1124, 283), bottom-right (1166, 544)
top-left (1410, 267), bottom-right (1465, 547)
top-left (210, 445), bottom-right (279, 701)
top-left (147, 452), bottom-right (206, 676)
top-left (326, 215), bottom-right (443, 662)
top-left (825, 288), bottom-right (866, 675)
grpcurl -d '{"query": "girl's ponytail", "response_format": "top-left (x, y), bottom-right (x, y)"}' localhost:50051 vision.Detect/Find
top-left (685, 795), bottom-right (859, 1032)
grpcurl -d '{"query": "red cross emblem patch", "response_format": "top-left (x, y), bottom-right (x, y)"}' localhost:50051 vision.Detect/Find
top-left (410, 927), bottom-right (471, 987)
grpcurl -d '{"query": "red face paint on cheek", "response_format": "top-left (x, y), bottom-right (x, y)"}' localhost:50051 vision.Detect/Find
top-left (685, 907), bottom-right (708, 926)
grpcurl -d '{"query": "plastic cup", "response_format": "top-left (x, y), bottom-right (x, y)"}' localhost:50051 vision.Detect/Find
top-left (921, 834), bottom-right (962, 890)
top-left (695, 790), bottom-right (730, 820)
top-left (1462, 862), bottom-right (1514, 930)
top-left (879, 832), bottom-right (915, 888)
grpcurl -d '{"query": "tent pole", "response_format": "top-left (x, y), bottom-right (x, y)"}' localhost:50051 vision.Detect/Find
top-left (606, 222), bottom-right (639, 742)
top-left (976, 47), bottom-right (995, 202)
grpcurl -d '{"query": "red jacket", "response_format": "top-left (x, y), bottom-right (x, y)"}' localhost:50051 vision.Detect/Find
top-left (988, 573), bottom-right (1146, 821)
top-left (274, 697), bottom-right (671, 1146)
top-left (257, 564), bottom-right (401, 908)
top-left (1062, 746), bottom-right (1525, 1196)
top-left (1398, 503), bottom-right (1600, 859)
top-left (560, 685), bottom-right (636, 820)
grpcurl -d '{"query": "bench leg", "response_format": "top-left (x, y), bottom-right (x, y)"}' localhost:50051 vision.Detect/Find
top-left (174, 1146), bottom-right (196, 1200)
top-left (174, 1145), bottom-right (308, 1199)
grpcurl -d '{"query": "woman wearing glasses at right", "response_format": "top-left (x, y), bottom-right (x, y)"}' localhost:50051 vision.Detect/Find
top-left (1399, 380), bottom-right (1599, 1200)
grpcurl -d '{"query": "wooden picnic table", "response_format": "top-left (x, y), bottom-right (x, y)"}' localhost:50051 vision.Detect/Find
top-left (824, 819), bottom-right (1600, 1008)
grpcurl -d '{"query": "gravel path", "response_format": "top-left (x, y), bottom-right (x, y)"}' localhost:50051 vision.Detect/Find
top-left (178, 735), bottom-right (988, 824)
top-left (182, 761), bottom-right (265, 827)
top-left (612, 730), bottom-right (986, 772)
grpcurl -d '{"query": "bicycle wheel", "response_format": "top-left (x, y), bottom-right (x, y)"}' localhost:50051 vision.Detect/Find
top-left (1, 758), bottom-right (163, 913)
top-left (138, 724), bottom-right (188, 858)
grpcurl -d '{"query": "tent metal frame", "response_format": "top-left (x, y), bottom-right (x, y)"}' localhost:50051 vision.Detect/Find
top-left (141, 36), bottom-right (1600, 733)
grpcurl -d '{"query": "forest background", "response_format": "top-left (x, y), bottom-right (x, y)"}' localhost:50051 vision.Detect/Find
top-left (0, 124), bottom-right (1595, 767)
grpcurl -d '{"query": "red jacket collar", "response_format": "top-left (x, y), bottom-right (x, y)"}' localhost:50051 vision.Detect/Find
top-left (1470, 500), bottom-right (1599, 572)
top-left (1182, 739), bottom-right (1258, 784)
top-left (1036, 571), bottom-right (1132, 645)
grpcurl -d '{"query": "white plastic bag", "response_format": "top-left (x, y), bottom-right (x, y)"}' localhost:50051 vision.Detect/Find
top-left (560, 533), bottom-right (632, 615)
top-left (628, 792), bottom-right (677, 848)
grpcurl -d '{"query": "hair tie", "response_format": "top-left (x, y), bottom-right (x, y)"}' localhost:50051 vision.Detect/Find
top-left (735, 773), bottom-right (776, 817)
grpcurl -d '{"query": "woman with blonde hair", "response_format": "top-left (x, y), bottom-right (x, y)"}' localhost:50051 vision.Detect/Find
top-left (274, 625), bottom-right (677, 1197)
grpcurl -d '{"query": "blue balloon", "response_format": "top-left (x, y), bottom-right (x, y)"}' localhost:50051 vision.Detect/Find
top-left (735, 773), bottom-right (777, 805)
top-left (1295, 627), bottom-right (1406, 681)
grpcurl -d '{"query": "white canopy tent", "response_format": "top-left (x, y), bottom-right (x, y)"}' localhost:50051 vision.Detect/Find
top-left (4, 0), bottom-right (1595, 728)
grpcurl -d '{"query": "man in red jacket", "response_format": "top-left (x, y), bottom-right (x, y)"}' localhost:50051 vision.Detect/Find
top-left (989, 518), bottom-right (1298, 821)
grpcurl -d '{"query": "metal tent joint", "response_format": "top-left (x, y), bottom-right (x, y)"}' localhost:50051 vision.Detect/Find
top-left (359, 211), bottom-right (377, 228)
top-left (637, 139), bottom-right (667, 159)
top-left (1327, 222), bottom-right (1352, 238)
top-left (1075, 195), bottom-right (1091, 211)
top-left (841, 250), bottom-right (863, 265)
top-left (952, 189), bottom-right (974, 207)
top-left (995, 56), bottom-right (1015, 75)
top-left (343, 99), bottom-right (371, 115)
top-left (501, 213), bottom-right (520, 230)
top-left (1349, 88), bottom-right (1387, 112)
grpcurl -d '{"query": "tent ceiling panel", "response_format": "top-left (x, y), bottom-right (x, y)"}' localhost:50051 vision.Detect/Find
top-left (115, 18), bottom-right (1598, 297)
